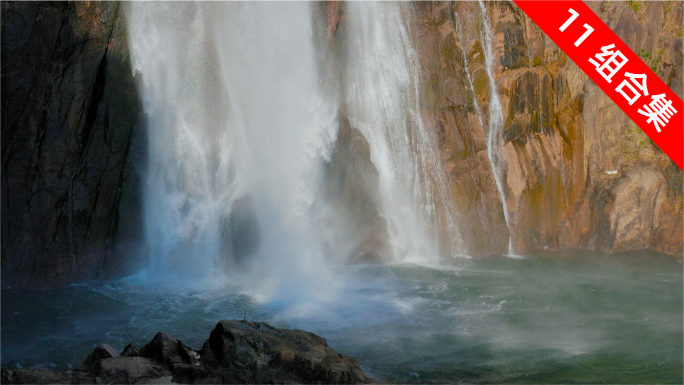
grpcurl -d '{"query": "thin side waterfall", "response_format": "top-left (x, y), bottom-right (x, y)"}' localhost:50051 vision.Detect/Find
top-left (477, 0), bottom-right (515, 256)
top-left (343, 2), bottom-right (465, 263)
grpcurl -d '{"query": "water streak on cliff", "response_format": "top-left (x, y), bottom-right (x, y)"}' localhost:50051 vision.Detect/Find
top-left (477, 0), bottom-right (516, 256)
top-left (454, 12), bottom-right (486, 143)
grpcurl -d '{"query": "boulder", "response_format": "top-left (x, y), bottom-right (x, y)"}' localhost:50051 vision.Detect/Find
top-left (138, 332), bottom-right (207, 381)
top-left (92, 356), bottom-right (170, 384)
top-left (121, 343), bottom-right (140, 357)
top-left (201, 320), bottom-right (374, 384)
top-left (1, 368), bottom-right (69, 384)
top-left (139, 333), bottom-right (180, 365)
top-left (2, 319), bottom-right (376, 384)
top-left (83, 344), bottom-right (120, 366)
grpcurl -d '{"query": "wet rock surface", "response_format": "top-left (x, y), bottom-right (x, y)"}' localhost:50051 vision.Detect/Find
top-left (1, 2), bottom-right (145, 288)
top-left (324, 115), bottom-right (392, 264)
top-left (0, 320), bottom-right (377, 384)
top-left (121, 343), bottom-right (140, 358)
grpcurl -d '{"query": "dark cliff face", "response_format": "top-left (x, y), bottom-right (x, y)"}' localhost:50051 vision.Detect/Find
top-left (1, 2), bottom-right (144, 288)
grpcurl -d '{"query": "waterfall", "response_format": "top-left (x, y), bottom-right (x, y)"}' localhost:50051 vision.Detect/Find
top-left (343, 2), bottom-right (465, 263)
top-left (127, 2), bottom-right (341, 301)
top-left (477, 0), bottom-right (515, 256)
top-left (126, 2), bottom-right (466, 300)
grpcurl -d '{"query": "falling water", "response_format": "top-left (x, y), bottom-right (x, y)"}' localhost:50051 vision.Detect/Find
top-left (127, 2), bottom-right (341, 301)
top-left (126, 2), bottom-right (466, 302)
top-left (343, 2), bottom-right (465, 263)
top-left (477, 0), bottom-right (515, 256)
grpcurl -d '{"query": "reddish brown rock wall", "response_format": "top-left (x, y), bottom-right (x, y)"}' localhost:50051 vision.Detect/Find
top-left (409, 1), bottom-right (682, 259)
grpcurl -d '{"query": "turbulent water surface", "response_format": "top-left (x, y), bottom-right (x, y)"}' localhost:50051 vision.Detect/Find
top-left (3, 251), bottom-right (681, 384)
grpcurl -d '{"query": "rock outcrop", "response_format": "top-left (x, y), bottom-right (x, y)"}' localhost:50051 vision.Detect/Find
top-left (1, 2), bottom-right (145, 287)
top-left (0, 320), bottom-right (376, 384)
top-left (220, 195), bottom-right (261, 266)
top-left (83, 344), bottom-right (120, 366)
top-left (324, 115), bottom-right (392, 264)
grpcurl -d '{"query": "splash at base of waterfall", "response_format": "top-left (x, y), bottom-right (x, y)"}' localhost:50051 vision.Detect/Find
top-left (127, 2), bottom-right (341, 302)
top-left (3, 251), bottom-right (681, 384)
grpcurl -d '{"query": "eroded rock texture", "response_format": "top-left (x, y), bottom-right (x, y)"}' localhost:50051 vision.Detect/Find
top-left (1, 2), bottom-right (144, 287)
top-left (409, 1), bottom-right (683, 258)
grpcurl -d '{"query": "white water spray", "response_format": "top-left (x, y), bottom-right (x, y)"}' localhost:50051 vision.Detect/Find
top-left (454, 12), bottom-right (486, 142)
top-left (127, 2), bottom-right (341, 301)
top-left (343, 2), bottom-right (465, 263)
top-left (126, 2), bottom-right (467, 303)
top-left (477, 0), bottom-right (515, 256)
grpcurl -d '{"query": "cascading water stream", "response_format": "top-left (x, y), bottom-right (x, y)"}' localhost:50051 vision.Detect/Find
top-left (127, 2), bottom-right (341, 302)
top-left (343, 2), bottom-right (465, 263)
top-left (477, 0), bottom-right (516, 256)
top-left (126, 2), bottom-right (467, 304)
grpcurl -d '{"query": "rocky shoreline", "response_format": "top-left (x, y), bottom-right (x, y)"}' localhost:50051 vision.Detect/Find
top-left (0, 320), bottom-right (377, 384)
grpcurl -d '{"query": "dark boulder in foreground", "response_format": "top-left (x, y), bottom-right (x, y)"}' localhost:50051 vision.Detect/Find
top-left (0, 320), bottom-right (377, 384)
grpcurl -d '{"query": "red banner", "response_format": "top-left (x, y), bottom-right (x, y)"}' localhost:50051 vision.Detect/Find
top-left (513, 0), bottom-right (683, 169)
